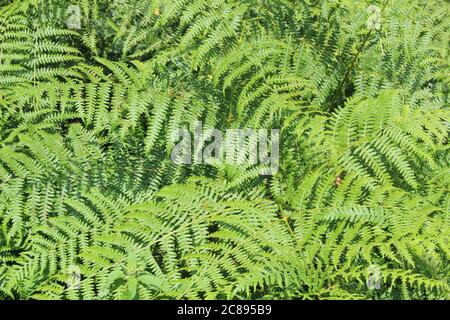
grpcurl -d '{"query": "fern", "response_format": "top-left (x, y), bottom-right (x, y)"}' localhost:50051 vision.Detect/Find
top-left (0, 0), bottom-right (449, 300)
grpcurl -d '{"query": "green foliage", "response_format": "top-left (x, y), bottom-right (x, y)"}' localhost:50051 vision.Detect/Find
top-left (0, 0), bottom-right (449, 300)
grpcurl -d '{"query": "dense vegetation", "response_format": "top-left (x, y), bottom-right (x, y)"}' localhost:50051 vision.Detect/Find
top-left (0, 0), bottom-right (449, 300)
